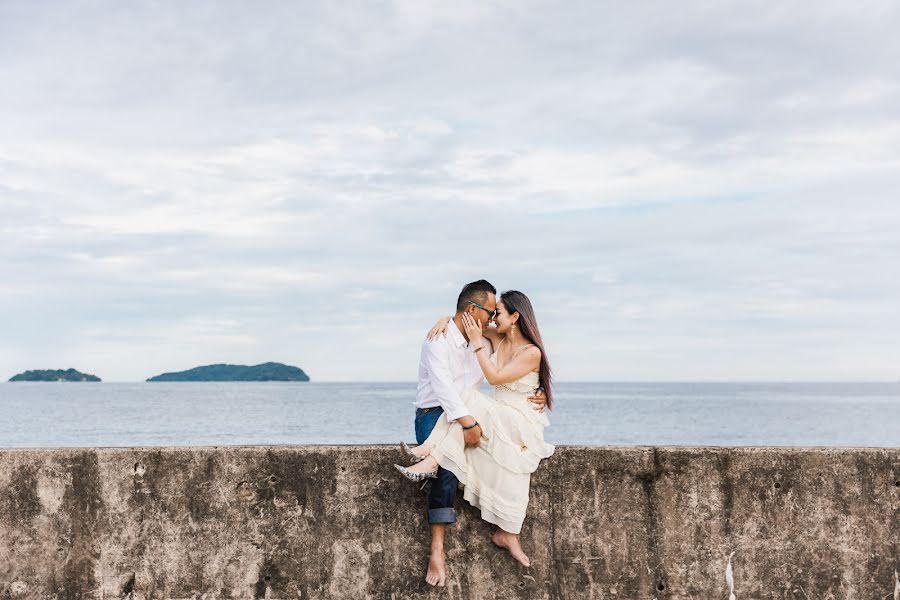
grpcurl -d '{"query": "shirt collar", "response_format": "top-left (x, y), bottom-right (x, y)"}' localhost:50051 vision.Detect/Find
top-left (448, 318), bottom-right (468, 348)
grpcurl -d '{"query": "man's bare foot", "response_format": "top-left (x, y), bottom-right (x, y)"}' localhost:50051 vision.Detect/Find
top-left (425, 548), bottom-right (447, 587)
top-left (492, 530), bottom-right (531, 567)
top-left (406, 456), bottom-right (438, 475)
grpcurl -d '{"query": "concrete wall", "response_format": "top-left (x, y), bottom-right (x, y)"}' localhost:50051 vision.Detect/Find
top-left (0, 445), bottom-right (897, 599)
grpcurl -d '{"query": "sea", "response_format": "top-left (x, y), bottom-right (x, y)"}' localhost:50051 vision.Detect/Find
top-left (0, 382), bottom-right (897, 448)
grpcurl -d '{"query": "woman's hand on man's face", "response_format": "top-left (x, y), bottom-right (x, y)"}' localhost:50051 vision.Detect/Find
top-left (461, 312), bottom-right (483, 345)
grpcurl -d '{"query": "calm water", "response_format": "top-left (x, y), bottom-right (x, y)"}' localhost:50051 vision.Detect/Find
top-left (0, 382), bottom-right (897, 448)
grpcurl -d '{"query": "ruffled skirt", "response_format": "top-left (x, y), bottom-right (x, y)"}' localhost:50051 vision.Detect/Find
top-left (419, 387), bottom-right (555, 534)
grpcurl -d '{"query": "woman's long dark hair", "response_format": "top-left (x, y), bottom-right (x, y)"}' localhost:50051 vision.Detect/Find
top-left (501, 290), bottom-right (553, 410)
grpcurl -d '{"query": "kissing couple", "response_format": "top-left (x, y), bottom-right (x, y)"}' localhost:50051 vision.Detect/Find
top-left (395, 279), bottom-right (555, 587)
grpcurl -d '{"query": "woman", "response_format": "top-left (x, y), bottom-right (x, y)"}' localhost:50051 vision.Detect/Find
top-left (395, 290), bottom-right (555, 567)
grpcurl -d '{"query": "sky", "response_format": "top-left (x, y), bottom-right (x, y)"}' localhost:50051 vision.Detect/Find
top-left (1, 1), bottom-right (899, 382)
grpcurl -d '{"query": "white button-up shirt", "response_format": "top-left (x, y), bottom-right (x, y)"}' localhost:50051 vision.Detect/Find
top-left (415, 318), bottom-right (490, 422)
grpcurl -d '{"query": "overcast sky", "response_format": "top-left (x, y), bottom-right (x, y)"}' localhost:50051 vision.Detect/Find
top-left (1, 1), bottom-right (899, 382)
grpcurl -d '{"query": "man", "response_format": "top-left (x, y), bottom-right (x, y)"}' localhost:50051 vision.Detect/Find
top-left (413, 279), bottom-right (545, 587)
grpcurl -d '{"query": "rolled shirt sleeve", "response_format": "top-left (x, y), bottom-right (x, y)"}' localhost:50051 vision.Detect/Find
top-left (423, 339), bottom-right (472, 422)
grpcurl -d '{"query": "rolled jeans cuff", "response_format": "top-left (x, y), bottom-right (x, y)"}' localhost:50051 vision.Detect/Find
top-left (428, 507), bottom-right (457, 524)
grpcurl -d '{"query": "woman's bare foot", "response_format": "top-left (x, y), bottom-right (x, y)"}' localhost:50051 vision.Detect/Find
top-left (425, 547), bottom-right (447, 586)
top-left (406, 455), bottom-right (438, 475)
top-left (492, 529), bottom-right (531, 567)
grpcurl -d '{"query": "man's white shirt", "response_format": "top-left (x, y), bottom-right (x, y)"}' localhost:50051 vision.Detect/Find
top-left (415, 319), bottom-right (491, 422)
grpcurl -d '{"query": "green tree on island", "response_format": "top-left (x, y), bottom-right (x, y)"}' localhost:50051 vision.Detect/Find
top-left (146, 362), bottom-right (310, 382)
top-left (9, 368), bottom-right (101, 382)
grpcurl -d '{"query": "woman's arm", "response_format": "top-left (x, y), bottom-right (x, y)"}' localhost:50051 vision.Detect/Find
top-left (461, 313), bottom-right (541, 385)
top-left (425, 316), bottom-right (452, 341)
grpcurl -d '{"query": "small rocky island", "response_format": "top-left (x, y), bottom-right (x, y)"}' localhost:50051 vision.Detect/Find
top-left (9, 368), bottom-right (101, 382)
top-left (147, 362), bottom-right (310, 382)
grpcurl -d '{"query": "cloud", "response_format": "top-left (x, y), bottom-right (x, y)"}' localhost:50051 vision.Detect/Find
top-left (1, 1), bottom-right (899, 381)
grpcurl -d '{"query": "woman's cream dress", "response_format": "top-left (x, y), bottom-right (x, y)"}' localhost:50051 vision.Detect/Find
top-left (418, 354), bottom-right (555, 534)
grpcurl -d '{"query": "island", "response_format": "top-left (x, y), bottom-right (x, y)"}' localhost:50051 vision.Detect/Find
top-left (146, 362), bottom-right (310, 382)
top-left (9, 368), bottom-right (101, 382)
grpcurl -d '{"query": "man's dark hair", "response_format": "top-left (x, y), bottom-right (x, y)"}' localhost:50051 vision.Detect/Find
top-left (456, 279), bottom-right (497, 313)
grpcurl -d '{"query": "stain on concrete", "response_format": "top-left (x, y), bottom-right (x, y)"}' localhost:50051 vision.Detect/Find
top-left (259, 448), bottom-right (337, 518)
top-left (184, 454), bottom-right (217, 521)
top-left (253, 556), bottom-right (281, 599)
top-left (636, 448), bottom-right (669, 598)
top-left (1, 464), bottom-right (41, 526)
top-left (121, 571), bottom-right (135, 598)
top-left (53, 451), bottom-right (104, 600)
top-left (717, 451), bottom-right (735, 535)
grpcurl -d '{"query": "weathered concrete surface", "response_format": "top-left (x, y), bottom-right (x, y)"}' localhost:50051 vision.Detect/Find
top-left (0, 445), bottom-right (897, 599)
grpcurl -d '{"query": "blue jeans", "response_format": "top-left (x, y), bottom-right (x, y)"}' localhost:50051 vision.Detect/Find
top-left (415, 407), bottom-right (457, 525)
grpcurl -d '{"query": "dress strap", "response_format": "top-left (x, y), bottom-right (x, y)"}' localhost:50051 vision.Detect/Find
top-left (496, 339), bottom-right (538, 370)
top-left (509, 343), bottom-right (536, 360)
